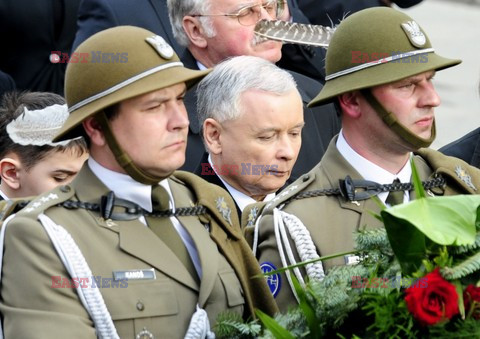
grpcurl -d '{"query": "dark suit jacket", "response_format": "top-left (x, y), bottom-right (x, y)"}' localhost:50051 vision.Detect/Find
top-left (439, 127), bottom-right (480, 168)
top-left (278, 0), bottom-right (328, 83)
top-left (0, 0), bottom-right (81, 95)
top-left (72, 0), bottom-right (183, 54)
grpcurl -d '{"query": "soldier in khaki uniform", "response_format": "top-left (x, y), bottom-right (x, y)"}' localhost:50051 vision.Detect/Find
top-left (245, 7), bottom-right (480, 312)
top-left (0, 26), bottom-right (277, 338)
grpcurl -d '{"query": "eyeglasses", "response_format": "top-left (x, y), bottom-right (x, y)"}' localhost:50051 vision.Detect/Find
top-left (192, 0), bottom-right (284, 26)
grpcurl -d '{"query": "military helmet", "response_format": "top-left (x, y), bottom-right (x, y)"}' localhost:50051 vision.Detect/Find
top-left (309, 7), bottom-right (461, 107)
top-left (55, 26), bottom-right (209, 141)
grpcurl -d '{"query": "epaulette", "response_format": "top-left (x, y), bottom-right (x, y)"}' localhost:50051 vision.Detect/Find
top-left (416, 148), bottom-right (480, 193)
top-left (262, 171), bottom-right (316, 212)
top-left (10, 185), bottom-right (76, 219)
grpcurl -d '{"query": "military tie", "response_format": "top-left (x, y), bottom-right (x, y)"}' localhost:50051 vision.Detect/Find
top-left (386, 178), bottom-right (404, 206)
top-left (147, 185), bottom-right (199, 283)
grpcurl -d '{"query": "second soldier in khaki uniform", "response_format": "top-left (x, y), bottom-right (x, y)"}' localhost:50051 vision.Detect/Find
top-left (245, 7), bottom-right (480, 312)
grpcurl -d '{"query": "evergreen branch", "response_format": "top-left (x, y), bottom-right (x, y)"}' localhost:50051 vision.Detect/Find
top-left (442, 251), bottom-right (480, 280)
top-left (214, 311), bottom-right (261, 338)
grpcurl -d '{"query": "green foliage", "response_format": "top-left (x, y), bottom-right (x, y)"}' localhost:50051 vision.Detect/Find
top-left (256, 310), bottom-right (296, 339)
top-left (218, 161), bottom-right (480, 338)
top-left (354, 228), bottom-right (391, 253)
top-left (452, 232), bottom-right (480, 255)
top-left (362, 289), bottom-right (419, 338)
top-left (213, 312), bottom-right (262, 339)
top-left (428, 317), bottom-right (480, 338)
top-left (442, 251), bottom-right (480, 280)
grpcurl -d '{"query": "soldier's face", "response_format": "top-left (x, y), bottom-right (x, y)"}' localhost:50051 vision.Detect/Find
top-left (209, 89), bottom-right (304, 200)
top-left (371, 71), bottom-right (440, 141)
top-left (109, 83), bottom-right (189, 177)
top-left (354, 70), bottom-right (440, 152)
top-left (196, 0), bottom-right (283, 66)
top-left (14, 149), bottom-right (88, 198)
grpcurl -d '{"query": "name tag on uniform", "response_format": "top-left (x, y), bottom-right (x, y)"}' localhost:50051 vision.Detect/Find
top-left (113, 269), bottom-right (156, 281)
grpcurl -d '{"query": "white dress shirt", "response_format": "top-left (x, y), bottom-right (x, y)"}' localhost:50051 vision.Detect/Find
top-left (208, 155), bottom-right (275, 212)
top-left (336, 131), bottom-right (412, 205)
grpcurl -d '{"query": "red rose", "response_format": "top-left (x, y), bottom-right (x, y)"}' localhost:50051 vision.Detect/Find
top-left (464, 285), bottom-right (480, 319)
top-left (405, 268), bottom-right (459, 326)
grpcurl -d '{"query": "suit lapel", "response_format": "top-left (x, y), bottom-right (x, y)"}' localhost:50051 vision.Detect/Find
top-left (72, 165), bottom-right (198, 291)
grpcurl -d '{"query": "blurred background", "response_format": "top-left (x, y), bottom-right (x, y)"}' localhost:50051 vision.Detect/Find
top-left (401, 0), bottom-right (480, 149)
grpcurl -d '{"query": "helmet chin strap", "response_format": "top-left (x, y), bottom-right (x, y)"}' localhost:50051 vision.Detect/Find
top-left (360, 89), bottom-right (436, 149)
top-left (95, 112), bottom-right (171, 185)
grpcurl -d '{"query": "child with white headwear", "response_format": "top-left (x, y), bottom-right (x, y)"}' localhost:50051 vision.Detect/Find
top-left (0, 91), bottom-right (88, 199)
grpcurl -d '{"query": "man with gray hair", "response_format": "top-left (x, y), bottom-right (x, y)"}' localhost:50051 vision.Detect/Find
top-left (195, 56), bottom-right (304, 217)
top-left (168, 0), bottom-right (341, 182)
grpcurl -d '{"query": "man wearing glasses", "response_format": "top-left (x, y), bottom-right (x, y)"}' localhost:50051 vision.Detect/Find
top-left (168, 0), bottom-right (341, 186)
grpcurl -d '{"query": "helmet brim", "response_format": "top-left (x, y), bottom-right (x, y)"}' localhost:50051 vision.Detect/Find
top-left (309, 52), bottom-right (461, 107)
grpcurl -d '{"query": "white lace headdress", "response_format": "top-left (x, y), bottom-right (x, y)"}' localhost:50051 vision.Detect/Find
top-left (6, 104), bottom-right (79, 147)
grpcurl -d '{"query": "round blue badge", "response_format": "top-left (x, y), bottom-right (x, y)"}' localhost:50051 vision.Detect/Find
top-left (260, 262), bottom-right (281, 298)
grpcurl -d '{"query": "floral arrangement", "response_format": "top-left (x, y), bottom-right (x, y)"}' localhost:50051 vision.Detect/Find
top-left (214, 161), bottom-right (480, 338)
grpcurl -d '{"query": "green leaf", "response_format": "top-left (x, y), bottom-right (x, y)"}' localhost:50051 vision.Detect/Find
top-left (381, 210), bottom-right (426, 274)
top-left (383, 196), bottom-right (479, 245)
top-left (453, 280), bottom-right (465, 320)
top-left (381, 195), bottom-right (480, 274)
top-left (410, 157), bottom-right (426, 199)
top-left (255, 309), bottom-right (296, 339)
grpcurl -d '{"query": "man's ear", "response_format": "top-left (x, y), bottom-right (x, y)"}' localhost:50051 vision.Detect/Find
top-left (0, 156), bottom-right (21, 190)
top-left (82, 116), bottom-right (106, 147)
top-left (338, 91), bottom-right (362, 119)
top-left (182, 16), bottom-right (208, 48)
top-left (203, 118), bottom-right (223, 154)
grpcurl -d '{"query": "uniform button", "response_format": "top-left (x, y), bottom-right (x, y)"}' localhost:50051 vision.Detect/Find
top-left (60, 185), bottom-right (71, 193)
top-left (136, 328), bottom-right (154, 339)
top-left (136, 301), bottom-right (145, 311)
top-left (302, 175), bottom-right (310, 182)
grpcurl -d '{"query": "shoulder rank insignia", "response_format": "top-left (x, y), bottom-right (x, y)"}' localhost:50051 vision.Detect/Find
top-left (265, 184), bottom-right (298, 210)
top-left (23, 193), bottom-right (59, 213)
top-left (455, 165), bottom-right (477, 191)
top-left (215, 197), bottom-right (232, 225)
top-left (246, 206), bottom-right (259, 227)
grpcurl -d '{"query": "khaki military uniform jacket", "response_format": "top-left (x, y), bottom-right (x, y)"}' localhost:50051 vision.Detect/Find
top-left (245, 137), bottom-right (480, 311)
top-left (0, 166), bottom-right (277, 338)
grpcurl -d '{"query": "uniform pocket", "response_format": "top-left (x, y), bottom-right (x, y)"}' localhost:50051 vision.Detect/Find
top-left (219, 270), bottom-right (244, 307)
top-left (101, 279), bottom-right (179, 320)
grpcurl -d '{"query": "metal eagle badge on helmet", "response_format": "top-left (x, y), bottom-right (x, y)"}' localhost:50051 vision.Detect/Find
top-left (401, 21), bottom-right (426, 48)
top-left (145, 35), bottom-right (174, 60)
